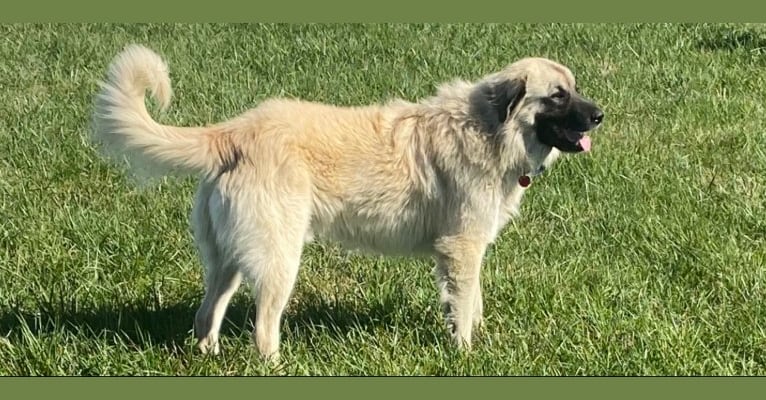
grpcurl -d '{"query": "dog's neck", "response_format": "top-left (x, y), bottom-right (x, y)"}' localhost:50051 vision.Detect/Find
top-left (512, 146), bottom-right (561, 189)
top-left (525, 164), bottom-right (546, 177)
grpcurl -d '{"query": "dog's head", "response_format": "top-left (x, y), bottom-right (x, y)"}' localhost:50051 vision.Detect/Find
top-left (470, 57), bottom-right (603, 157)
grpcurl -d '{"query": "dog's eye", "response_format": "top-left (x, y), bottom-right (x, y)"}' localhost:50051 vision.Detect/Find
top-left (550, 88), bottom-right (568, 100)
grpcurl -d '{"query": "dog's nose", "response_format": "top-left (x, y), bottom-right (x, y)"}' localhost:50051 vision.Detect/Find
top-left (591, 109), bottom-right (604, 125)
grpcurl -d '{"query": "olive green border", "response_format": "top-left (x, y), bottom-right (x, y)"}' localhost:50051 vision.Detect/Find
top-left (2, 377), bottom-right (766, 399)
top-left (1, 0), bottom-right (766, 22)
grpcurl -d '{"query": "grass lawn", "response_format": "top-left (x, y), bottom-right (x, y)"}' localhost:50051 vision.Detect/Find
top-left (1, 23), bottom-right (765, 375)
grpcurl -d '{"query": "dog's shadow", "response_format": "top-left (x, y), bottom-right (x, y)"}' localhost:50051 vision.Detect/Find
top-left (0, 300), bottom-right (200, 352)
top-left (0, 293), bottom-right (440, 353)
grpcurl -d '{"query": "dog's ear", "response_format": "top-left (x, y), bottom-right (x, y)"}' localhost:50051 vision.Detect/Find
top-left (469, 78), bottom-right (527, 134)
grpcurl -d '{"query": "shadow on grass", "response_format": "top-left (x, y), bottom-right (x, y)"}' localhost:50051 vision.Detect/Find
top-left (0, 292), bottom-right (439, 352)
top-left (284, 294), bottom-right (442, 346)
top-left (0, 300), bottom-right (201, 351)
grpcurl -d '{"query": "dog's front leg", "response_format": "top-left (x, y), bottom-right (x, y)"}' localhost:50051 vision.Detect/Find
top-left (433, 235), bottom-right (487, 349)
top-left (472, 277), bottom-right (484, 330)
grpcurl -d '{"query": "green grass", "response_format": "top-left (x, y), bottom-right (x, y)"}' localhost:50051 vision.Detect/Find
top-left (1, 23), bottom-right (765, 376)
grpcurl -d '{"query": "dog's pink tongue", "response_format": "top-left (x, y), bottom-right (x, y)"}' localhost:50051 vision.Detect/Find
top-left (579, 136), bottom-right (592, 152)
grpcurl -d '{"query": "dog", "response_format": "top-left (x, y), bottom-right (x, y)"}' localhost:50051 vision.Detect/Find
top-left (91, 44), bottom-right (604, 362)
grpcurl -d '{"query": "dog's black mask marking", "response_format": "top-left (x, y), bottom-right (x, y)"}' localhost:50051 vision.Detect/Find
top-left (534, 89), bottom-right (603, 153)
top-left (469, 79), bottom-right (527, 134)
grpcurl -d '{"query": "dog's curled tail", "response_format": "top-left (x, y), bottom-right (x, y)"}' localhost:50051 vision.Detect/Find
top-left (92, 44), bottom-right (236, 182)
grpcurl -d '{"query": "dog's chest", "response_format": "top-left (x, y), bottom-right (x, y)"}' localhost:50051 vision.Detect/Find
top-left (487, 178), bottom-right (528, 242)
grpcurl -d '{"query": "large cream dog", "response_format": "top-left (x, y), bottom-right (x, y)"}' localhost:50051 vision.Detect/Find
top-left (91, 44), bottom-right (604, 361)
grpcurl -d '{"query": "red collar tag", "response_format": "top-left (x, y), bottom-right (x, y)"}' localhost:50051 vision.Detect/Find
top-left (518, 175), bottom-right (531, 188)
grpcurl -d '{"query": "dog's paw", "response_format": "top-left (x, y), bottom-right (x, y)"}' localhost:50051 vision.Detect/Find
top-left (262, 350), bottom-right (281, 366)
top-left (196, 337), bottom-right (220, 356)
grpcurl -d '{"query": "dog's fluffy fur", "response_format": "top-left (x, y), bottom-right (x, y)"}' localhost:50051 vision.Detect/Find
top-left (91, 44), bottom-right (603, 361)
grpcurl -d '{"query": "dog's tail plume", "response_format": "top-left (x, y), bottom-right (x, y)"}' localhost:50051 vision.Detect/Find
top-left (91, 44), bottom-right (238, 183)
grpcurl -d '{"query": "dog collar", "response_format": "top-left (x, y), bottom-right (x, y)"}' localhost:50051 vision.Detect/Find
top-left (519, 165), bottom-right (546, 188)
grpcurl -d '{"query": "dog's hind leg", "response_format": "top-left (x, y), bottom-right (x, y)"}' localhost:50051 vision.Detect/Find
top-left (248, 203), bottom-right (310, 363)
top-left (224, 169), bottom-right (312, 363)
top-left (193, 184), bottom-right (243, 355)
top-left (248, 236), bottom-right (305, 363)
